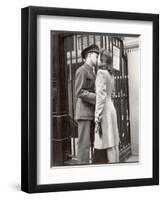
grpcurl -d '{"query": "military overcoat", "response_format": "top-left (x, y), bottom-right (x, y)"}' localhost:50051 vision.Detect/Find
top-left (75, 63), bottom-right (96, 120)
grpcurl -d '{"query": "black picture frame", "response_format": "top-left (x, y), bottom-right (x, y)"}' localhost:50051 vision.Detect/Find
top-left (21, 6), bottom-right (159, 193)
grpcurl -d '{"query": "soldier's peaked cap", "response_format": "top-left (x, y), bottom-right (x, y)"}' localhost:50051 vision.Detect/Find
top-left (81, 44), bottom-right (99, 59)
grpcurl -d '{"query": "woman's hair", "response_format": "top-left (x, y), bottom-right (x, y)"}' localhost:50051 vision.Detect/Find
top-left (100, 49), bottom-right (113, 65)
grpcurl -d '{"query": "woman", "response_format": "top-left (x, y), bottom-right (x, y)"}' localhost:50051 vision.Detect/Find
top-left (94, 49), bottom-right (120, 163)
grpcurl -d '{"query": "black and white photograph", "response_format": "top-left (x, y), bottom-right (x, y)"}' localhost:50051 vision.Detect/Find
top-left (0, 0), bottom-right (162, 197)
top-left (21, 6), bottom-right (159, 193)
top-left (51, 32), bottom-right (140, 166)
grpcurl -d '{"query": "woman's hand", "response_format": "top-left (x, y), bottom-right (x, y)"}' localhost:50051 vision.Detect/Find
top-left (95, 121), bottom-right (100, 135)
top-left (95, 121), bottom-right (103, 138)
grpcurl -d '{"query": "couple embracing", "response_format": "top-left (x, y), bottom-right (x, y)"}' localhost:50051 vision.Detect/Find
top-left (75, 44), bottom-right (119, 165)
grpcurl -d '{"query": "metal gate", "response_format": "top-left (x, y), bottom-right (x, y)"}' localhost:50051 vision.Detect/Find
top-left (51, 32), bottom-right (131, 166)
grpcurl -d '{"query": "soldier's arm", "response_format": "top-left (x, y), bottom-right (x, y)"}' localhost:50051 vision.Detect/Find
top-left (75, 69), bottom-right (96, 104)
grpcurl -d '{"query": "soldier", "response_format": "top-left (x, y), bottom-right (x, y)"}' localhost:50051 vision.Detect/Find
top-left (75, 44), bottom-right (99, 164)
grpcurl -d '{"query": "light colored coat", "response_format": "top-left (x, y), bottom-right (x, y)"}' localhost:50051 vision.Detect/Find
top-left (94, 69), bottom-right (119, 149)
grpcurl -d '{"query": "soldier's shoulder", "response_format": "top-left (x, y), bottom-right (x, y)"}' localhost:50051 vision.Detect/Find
top-left (76, 64), bottom-right (87, 75)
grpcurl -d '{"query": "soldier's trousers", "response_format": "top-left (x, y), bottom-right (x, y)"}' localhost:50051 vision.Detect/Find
top-left (77, 120), bottom-right (93, 164)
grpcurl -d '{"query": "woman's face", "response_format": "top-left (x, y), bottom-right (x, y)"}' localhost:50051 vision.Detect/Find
top-left (97, 54), bottom-right (102, 66)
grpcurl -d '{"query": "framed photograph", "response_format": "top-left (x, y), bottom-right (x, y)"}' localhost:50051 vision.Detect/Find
top-left (21, 6), bottom-right (159, 193)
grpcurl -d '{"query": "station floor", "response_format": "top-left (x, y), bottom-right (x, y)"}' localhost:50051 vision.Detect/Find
top-left (64, 154), bottom-right (139, 166)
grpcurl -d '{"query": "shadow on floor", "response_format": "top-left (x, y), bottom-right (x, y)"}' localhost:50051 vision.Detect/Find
top-left (64, 154), bottom-right (139, 166)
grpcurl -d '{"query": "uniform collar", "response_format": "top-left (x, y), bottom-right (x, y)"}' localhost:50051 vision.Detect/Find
top-left (84, 63), bottom-right (95, 74)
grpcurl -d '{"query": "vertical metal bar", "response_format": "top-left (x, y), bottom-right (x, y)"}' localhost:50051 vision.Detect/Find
top-left (120, 50), bottom-right (124, 145)
top-left (122, 56), bottom-right (124, 78)
top-left (124, 57), bottom-right (128, 145)
top-left (119, 40), bottom-right (123, 145)
top-left (89, 35), bottom-right (93, 45)
top-left (81, 35), bottom-right (84, 62)
top-left (94, 34), bottom-right (96, 45)
top-left (109, 36), bottom-right (111, 51)
top-left (69, 37), bottom-right (76, 158)
top-left (73, 34), bottom-right (79, 157)
top-left (87, 35), bottom-right (89, 46)
top-left (76, 35), bottom-right (81, 63)
top-left (119, 40), bottom-right (121, 48)
top-left (83, 35), bottom-right (87, 49)
top-left (111, 37), bottom-right (114, 52)
top-left (122, 54), bottom-right (127, 146)
top-left (106, 35), bottom-right (108, 50)
top-left (115, 38), bottom-right (122, 144)
top-left (100, 35), bottom-right (103, 48)
top-left (125, 55), bottom-right (131, 144)
top-left (116, 39), bottom-right (118, 46)
top-left (105, 35), bottom-right (107, 49)
top-left (93, 34), bottom-right (96, 44)
top-left (95, 35), bottom-right (100, 47)
top-left (103, 36), bottom-right (105, 48)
